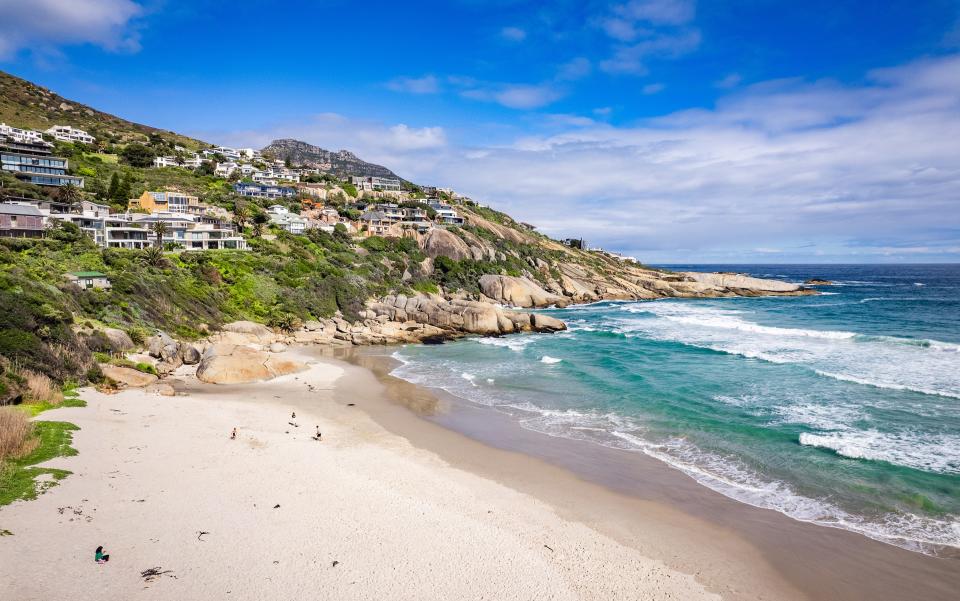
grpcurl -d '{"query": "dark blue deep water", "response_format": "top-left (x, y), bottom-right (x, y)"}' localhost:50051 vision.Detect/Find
top-left (393, 265), bottom-right (960, 553)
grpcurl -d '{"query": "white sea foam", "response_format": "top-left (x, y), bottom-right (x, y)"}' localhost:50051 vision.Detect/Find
top-left (799, 431), bottom-right (960, 474)
top-left (474, 336), bottom-right (539, 351)
top-left (540, 356), bottom-right (562, 364)
top-left (460, 372), bottom-right (477, 386)
top-left (615, 301), bottom-right (960, 400)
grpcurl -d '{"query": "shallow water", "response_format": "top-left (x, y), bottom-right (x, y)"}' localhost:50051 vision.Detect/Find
top-left (392, 265), bottom-right (960, 554)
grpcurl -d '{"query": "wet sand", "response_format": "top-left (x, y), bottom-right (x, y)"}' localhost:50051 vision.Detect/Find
top-left (330, 346), bottom-right (960, 601)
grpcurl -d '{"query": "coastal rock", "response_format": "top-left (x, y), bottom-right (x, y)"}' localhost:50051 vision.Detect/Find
top-left (530, 313), bottom-right (567, 333)
top-left (147, 331), bottom-right (177, 359)
top-left (100, 364), bottom-right (158, 388)
top-left (102, 327), bottom-right (134, 352)
top-left (221, 321), bottom-right (276, 344)
top-left (146, 382), bottom-right (176, 397)
top-left (180, 344), bottom-right (201, 365)
top-left (196, 343), bottom-right (304, 384)
top-left (269, 342), bottom-right (287, 353)
top-left (805, 278), bottom-right (834, 286)
top-left (421, 228), bottom-right (473, 261)
top-left (681, 272), bottom-right (803, 293)
top-left (478, 274), bottom-right (567, 308)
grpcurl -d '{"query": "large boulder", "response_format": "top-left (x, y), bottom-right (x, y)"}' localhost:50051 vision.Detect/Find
top-left (682, 272), bottom-right (802, 293)
top-left (147, 331), bottom-right (177, 359)
top-left (530, 313), bottom-right (567, 333)
top-left (180, 344), bottom-right (201, 365)
top-left (103, 328), bottom-right (134, 352)
top-left (221, 321), bottom-right (276, 344)
top-left (478, 275), bottom-right (567, 308)
top-left (100, 364), bottom-right (158, 388)
top-left (421, 228), bottom-right (473, 261)
top-left (196, 344), bottom-right (304, 384)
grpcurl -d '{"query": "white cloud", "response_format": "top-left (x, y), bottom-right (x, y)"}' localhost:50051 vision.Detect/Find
top-left (557, 57), bottom-right (592, 81)
top-left (600, 29), bottom-right (701, 75)
top-left (385, 124), bottom-right (447, 150)
top-left (422, 55), bottom-right (960, 261)
top-left (715, 73), bottom-right (742, 89)
top-left (500, 26), bottom-right (527, 42)
top-left (461, 83), bottom-right (565, 109)
top-left (0, 0), bottom-right (143, 59)
top-left (613, 0), bottom-right (696, 26)
top-left (642, 82), bottom-right (665, 94)
top-left (386, 75), bottom-right (440, 94)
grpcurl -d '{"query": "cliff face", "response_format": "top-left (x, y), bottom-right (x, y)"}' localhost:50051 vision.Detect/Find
top-left (261, 139), bottom-right (400, 179)
top-left (412, 204), bottom-right (814, 309)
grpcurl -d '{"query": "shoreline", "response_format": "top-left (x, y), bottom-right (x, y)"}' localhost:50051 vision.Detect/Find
top-left (2, 344), bottom-right (957, 600)
top-left (331, 346), bottom-right (960, 601)
top-left (0, 349), bottom-right (721, 600)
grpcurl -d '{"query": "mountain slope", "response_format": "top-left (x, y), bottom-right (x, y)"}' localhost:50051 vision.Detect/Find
top-left (261, 139), bottom-right (400, 179)
top-left (0, 70), bottom-right (202, 148)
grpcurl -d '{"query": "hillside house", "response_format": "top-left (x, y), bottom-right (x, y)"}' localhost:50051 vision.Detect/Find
top-left (234, 182), bottom-right (295, 199)
top-left (45, 125), bottom-right (96, 144)
top-left (66, 271), bottom-right (111, 290)
top-left (0, 136), bottom-right (85, 187)
top-left (0, 203), bottom-right (46, 238)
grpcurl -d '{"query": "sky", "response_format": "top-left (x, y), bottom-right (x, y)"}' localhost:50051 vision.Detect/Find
top-left (1, 0), bottom-right (959, 263)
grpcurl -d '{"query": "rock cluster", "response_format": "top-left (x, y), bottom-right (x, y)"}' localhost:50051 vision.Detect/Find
top-left (196, 343), bottom-right (304, 385)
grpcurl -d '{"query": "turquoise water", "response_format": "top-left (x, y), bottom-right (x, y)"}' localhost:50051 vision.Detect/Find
top-left (392, 265), bottom-right (960, 554)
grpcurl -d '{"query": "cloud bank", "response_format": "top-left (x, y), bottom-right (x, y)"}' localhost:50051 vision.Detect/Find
top-left (0, 0), bottom-right (144, 59)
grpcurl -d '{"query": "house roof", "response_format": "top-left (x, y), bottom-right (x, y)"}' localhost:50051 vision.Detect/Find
top-left (68, 271), bottom-right (107, 278)
top-left (0, 203), bottom-right (43, 216)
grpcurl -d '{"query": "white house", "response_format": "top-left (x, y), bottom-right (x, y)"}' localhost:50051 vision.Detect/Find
top-left (45, 125), bottom-right (96, 144)
top-left (215, 162), bottom-right (239, 177)
top-left (154, 155), bottom-right (202, 169)
top-left (267, 205), bottom-right (307, 235)
top-left (0, 123), bottom-right (44, 144)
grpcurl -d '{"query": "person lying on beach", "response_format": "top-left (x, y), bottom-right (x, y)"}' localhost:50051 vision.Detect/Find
top-left (95, 546), bottom-right (110, 563)
top-left (230, 428), bottom-right (237, 440)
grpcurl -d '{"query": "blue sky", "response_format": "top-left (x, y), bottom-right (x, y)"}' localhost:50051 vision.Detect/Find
top-left (2, 0), bottom-right (959, 263)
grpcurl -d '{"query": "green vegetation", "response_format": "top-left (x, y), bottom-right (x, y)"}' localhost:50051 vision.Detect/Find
top-left (0, 418), bottom-right (80, 507)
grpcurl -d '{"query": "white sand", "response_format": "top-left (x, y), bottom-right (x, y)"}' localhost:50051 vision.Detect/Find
top-left (0, 356), bottom-right (718, 600)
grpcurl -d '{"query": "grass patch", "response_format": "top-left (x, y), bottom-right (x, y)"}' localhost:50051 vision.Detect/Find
top-left (0, 420), bottom-right (79, 506)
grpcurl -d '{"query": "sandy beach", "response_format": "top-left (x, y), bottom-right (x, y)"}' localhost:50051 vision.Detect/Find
top-left (3, 345), bottom-right (958, 601)
top-left (0, 349), bottom-right (721, 601)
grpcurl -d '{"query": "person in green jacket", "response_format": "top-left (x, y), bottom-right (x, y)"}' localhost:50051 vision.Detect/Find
top-left (95, 546), bottom-right (110, 563)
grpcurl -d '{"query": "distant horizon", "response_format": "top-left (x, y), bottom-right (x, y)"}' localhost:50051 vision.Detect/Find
top-left (2, 0), bottom-right (958, 263)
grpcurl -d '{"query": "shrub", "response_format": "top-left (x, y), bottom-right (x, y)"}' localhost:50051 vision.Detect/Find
top-left (23, 369), bottom-right (63, 405)
top-left (134, 362), bottom-right (158, 376)
top-left (0, 408), bottom-right (36, 462)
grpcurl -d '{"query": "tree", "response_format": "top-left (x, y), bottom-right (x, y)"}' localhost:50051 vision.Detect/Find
top-left (106, 172), bottom-right (121, 203)
top-left (252, 212), bottom-right (269, 237)
top-left (233, 201), bottom-right (250, 231)
top-left (195, 160), bottom-right (215, 176)
top-left (120, 143), bottom-right (155, 167)
top-left (141, 246), bottom-right (166, 267)
top-left (151, 221), bottom-right (168, 248)
top-left (58, 183), bottom-right (83, 207)
top-left (174, 153), bottom-right (186, 167)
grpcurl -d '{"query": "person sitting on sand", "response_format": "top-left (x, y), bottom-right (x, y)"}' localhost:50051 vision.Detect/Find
top-left (95, 546), bottom-right (110, 563)
top-left (291, 411), bottom-right (296, 419)
top-left (230, 427), bottom-right (237, 440)
top-left (314, 426), bottom-right (322, 441)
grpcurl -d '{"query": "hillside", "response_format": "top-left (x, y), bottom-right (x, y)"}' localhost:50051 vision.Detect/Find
top-left (0, 71), bottom-right (202, 150)
top-left (0, 72), bottom-right (812, 403)
top-left (261, 139), bottom-right (400, 179)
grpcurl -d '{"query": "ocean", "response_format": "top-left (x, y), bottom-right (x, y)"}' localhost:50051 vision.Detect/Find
top-left (391, 264), bottom-right (960, 555)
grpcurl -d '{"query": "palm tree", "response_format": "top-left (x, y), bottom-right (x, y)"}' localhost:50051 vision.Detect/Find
top-left (142, 246), bottom-right (165, 267)
top-left (252, 212), bottom-right (269, 237)
top-left (59, 183), bottom-right (83, 208)
top-left (233, 202), bottom-right (250, 231)
top-left (151, 220), bottom-right (168, 248)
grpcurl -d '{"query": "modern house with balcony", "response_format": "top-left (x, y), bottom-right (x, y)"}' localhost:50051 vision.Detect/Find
top-left (0, 123), bottom-right (44, 144)
top-left (45, 125), bottom-right (96, 144)
top-left (0, 203), bottom-right (46, 238)
top-left (131, 212), bottom-right (247, 250)
top-left (234, 182), bottom-right (295, 199)
top-left (267, 205), bottom-right (308, 235)
top-left (351, 176), bottom-right (402, 192)
top-left (129, 190), bottom-right (202, 214)
top-left (0, 136), bottom-right (85, 188)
